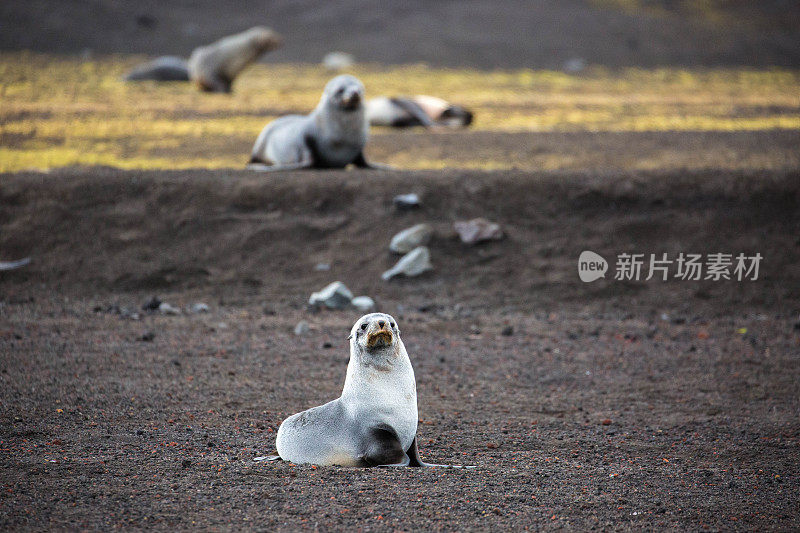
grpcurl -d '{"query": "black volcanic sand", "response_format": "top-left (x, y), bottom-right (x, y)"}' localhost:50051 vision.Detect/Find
top-left (1, 167), bottom-right (798, 530)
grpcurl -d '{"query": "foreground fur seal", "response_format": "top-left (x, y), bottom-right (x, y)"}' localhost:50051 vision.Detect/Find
top-left (272, 313), bottom-right (460, 467)
top-left (248, 75), bottom-right (387, 171)
top-left (366, 95), bottom-right (473, 129)
top-left (123, 26), bottom-right (282, 93)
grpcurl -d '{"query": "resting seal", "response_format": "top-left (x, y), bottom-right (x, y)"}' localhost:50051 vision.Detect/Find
top-left (366, 95), bottom-right (473, 129)
top-left (248, 75), bottom-right (388, 171)
top-left (272, 313), bottom-right (457, 467)
top-left (123, 26), bottom-right (282, 93)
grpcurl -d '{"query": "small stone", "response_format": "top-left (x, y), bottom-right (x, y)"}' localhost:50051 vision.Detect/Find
top-left (322, 341), bottom-right (333, 349)
top-left (309, 281), bottom-right (353, 309)
top-left (0, 257), bottom-right (31, 271)
top-left (351, 296), bottom-right (376, 312)
top-left (454, 218), bottom-right (503, 245)
top-left (159, 302), bottom-right (181, 315)
top-left (382, 246), bottom-right (433, 280)
top-left (189, 302), bottom-right (209, 314)
top-left (139, 332), bottom-right (155, 342)
top-left (563, 57), bottom-right (587, 73)
top-left (294, 320), bottom-right (310, 335)
top-left (314, 263), bottom-right (331, 271)
top-left (323, 51), bottom-right (355, 70)
top-left (501, 325), bottom-right (514, 336)
top-left (142, 296), bottom-right (161, 311)
top-left (393, 193), bottom-right (420, 210)
top-left (601, 419), bottom-right (612, 426)
top-left (389, 223), bottom-right (433, 254)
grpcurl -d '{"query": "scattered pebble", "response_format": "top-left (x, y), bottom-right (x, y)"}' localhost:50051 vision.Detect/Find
top-left (189, 302), bottom-right (209, 314)
top-left (389, 223), bottom-right (433, 254)
top-left (0, 257), bottom-right (30, 271)
top-left (393, 193), bottom-right (421, 210)
top-left (139, 332), bottom-right (155, 342)
top-left (601, 419), bottom-right (612, 425)
top-left (323, 51), bottom-right (355, 70)
top-left (351, 296), bottom-right (376, 312)
top-left (308, 281), bottom-right (353, 309)
top-left (142, 296), bottom-right (161, 311)
top-left (454, 218), bottom-right (504, 245)
top-left (322, 341), bottom-right (333, 349)
top-left (382, 246), bottom-right (433, 280)
top-left (563, 57), bottom-right (587, 73)
top-left (501, 325), bottom-right (514, 336)
top-left (314, 263), bottom-right (331, 271)
top-left (158, 302), bottom-right (181, 315)
top-left (294, 320), bottom-right (310, 335)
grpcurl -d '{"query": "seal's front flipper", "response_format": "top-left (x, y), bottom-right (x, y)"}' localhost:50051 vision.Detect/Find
top-left (352, 152), bottom-right (395, 170)
top-left (406, 436), bottom-right (475, 468)
top-left (253, 455), bottom-right (282, 462)
top-left (360, 425), bottom-right (405, 467)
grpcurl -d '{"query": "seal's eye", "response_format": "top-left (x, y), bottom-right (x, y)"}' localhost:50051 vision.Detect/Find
top-left (390, 322), bottom-right (395, 328)
top-left (360, 323), bottom-right (368, 330)
top-left (336, 88), bottom-right (344, 96)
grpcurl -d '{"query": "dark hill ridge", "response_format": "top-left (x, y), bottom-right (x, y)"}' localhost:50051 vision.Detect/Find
top-left (1, 0), bottom-right (799, 68)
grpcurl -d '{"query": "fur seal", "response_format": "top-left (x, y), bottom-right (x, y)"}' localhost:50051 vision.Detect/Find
top-left (123, 26), bottom-right (282, 93)
top-left (271, 313), bottom-right (459, 467)
top-left (248, 75), bottom-right (388, 171)
top-left (123, 56), bottom-right (190, 82)
top-left (366, 95), bottom-right (473, 129)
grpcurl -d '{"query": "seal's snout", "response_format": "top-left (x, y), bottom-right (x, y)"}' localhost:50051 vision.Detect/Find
top-left (366, 323), bottom-right (393, 348)
top-left (342, 90), bottom-right (362, 109)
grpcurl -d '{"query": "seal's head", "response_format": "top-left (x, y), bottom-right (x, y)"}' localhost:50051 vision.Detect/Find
top-left (246, 26), bottom-right (283, 53)
top-left (322, 75), bottom-right (365, 112)
top-left (349, 313), bottom-right (401, 355)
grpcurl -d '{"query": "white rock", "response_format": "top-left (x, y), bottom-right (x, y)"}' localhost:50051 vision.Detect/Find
top-left (294, 320), bottom-right (310, 335)
top-left (382, 247), bottom-right (433, 280)
top-left (323, 52), bottom-right (355, 70)
top-left (314, 263), bottom-right (331, 271)
top-left (158, 302), bottom-right (181, 315)
top-left (454, 218), bottom-right (504, 244)
top-left (393, 193), bottom-right (420, 210)
top-left (309, 281), bottom-right (353, 309)
top-left (189, 302), bottom-right (210, 314)
top-left (351, 296), bottom-right (376, 312)
top-left (389, 223), bottom-right (433, 254)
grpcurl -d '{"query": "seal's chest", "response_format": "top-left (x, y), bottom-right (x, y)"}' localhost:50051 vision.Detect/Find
top-left (317, 138), bottom-right (362, 166)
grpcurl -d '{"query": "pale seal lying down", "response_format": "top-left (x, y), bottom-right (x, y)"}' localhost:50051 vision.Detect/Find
top-left (366, 95), bottom-right (473, 129)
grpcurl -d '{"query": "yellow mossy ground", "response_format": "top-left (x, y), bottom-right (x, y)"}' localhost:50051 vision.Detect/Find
top-left (1, 52), bottom-right (799, 172)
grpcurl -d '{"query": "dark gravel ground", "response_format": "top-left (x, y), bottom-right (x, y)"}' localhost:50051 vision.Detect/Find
top-left (1, 166), bottom-right (798, 530)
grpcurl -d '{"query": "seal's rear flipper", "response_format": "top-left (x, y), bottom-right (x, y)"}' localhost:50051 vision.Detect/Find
top-left (253, 455), bottom-right (282, 462)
